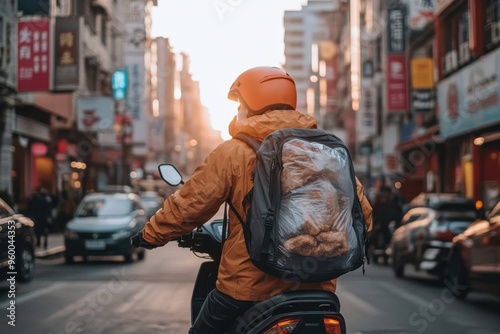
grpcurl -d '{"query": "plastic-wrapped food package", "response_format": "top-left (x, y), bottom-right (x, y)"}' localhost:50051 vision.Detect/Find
top-left (276, 139), bottom-right (355, 266)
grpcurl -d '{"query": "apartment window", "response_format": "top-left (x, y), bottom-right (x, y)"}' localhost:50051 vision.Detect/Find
top-left (287, 42), bottom-right (303, 48)
top-left (5, 23), bottom-right (10, 64)
top-left (485, 0), bottom-right (500, 51)
top-left (74, 0), bottom-right (96, 33)
top-left (0, 16), bottom-right (4, 44)
top-left (85, 59), bottom-right (98, 92)
top-left (101, 14), bottom-right (107, 45)
top-left (99, 71), bottom-right (111, 96)
top-left (442, 4), bottom-right (470, 75)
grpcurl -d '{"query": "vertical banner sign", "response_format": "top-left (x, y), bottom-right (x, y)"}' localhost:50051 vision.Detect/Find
top-left (387, 4), bottom-right (406, 53)
top-left (411, 58), bottom-right (435, 112)
top-left (387, 54), bottom-right (409, 112)
top-left (54, 17), bottom-right (80, 91)
top-left (17, 20), bottom-right (51, 92)
top-left (124, 0), bottom-right (148, 150)
top-left (112, 70), bottom-right (128, 100)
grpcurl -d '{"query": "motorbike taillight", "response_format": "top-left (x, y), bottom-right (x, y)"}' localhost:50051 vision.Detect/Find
top-left (263, 318), bottom-right (300, 334)
top-left (324, 317), bottom-right (342, 334)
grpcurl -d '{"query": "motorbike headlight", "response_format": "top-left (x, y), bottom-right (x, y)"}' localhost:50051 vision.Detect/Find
top-left (64, 229), bottom-right (79, 240)
top-left (111, 230), bottom-right (131, 240)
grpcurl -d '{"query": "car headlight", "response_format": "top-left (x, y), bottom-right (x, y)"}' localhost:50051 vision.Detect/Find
top-left (111, 230), bottom-right (131, 239)
top-left (64, 229), bottom-right (79, 240)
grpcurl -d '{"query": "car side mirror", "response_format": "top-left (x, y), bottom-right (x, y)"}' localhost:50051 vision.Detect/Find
top-left (158, 164), bottom-right (184, 186)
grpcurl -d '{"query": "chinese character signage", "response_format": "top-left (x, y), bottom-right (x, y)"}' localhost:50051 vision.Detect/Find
top-left (387, 54), bottom-right (409, 112)
top-left (112, 70), bottom-right (128, 100)
top-left (54, 17), bottom-right (80, 91)
top-left (387, 4), bottom-right (406, 53)
top-left (17, 20), bottom-right (51, 92)
top-left (438, 47), bottom-right (500, 139)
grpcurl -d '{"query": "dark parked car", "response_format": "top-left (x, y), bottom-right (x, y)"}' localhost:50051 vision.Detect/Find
top-left (389, 193), bottom-right (478, 279)
top-left (139, 191), bottom-right (163, 217)
top-left (0, 199), bottom-right (36, 282)
top-left (447, 200), bottom-right (500, 300)
top-left (64, 192), bottom-right (147, 263)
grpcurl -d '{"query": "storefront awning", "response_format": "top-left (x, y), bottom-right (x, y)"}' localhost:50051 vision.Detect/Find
top-left (395, 124), bottom-right (441, 152)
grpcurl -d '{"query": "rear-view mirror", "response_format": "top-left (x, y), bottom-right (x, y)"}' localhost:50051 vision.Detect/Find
top-left (158, 164), bottom-right (184, 186)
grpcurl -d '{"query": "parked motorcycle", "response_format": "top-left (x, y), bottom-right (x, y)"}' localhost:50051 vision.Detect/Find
top-left (157, 163), bottom-right (347, 334)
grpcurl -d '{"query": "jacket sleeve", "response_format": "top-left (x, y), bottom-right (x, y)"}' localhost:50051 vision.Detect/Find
top-left (355, 177), bottom-right (373, 234)
top-left (141, 141), bottom-right (235, 245)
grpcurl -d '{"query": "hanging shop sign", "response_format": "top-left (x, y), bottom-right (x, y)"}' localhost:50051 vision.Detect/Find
top-left (438, 46), bottom-right (500, 138)
top-left (411, 58), bottom-right (434, 89)
top-left (387, 3), bottom-right (406, 54)
top-left (112, 70), bottom-right (128, 100)
top-left (412, 89), bottom-right (435, 112)
top-left (77, 97), bottom-right (115, 131)
top-left (387, 54), bottom-right (409, 113)
top-left (54, 16), bottom-right (80, 91)
top-left (408, 0), bottom-right (435, 31)
top-left (17, 19), bottom-right (51, 92)
top-left (31, 142), bottom-right (48, 157)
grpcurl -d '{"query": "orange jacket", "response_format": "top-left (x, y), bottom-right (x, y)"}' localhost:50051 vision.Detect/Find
top-left (142, 110), bottom-right (373, 301)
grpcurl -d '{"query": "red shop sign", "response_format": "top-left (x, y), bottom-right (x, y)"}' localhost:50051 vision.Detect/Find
top-left (387, 54), bottom-right (409, 113)
top-left (31, 142), bottom-right (48, 156)
top-left (17, 19), bottom-right (51, 92)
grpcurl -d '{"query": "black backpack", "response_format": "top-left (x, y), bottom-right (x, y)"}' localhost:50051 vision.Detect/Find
top-left (227, 128), bottom-right (368, 283)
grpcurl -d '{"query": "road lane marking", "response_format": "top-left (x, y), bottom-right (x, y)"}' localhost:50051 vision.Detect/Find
top-left (114, 283), bottom-right (155, 314)
top-left (336, 290), bottom-right (383, 316)
top-left (376, 281), bottom-right (430, 308)
top-left (0, 282), bottom-right (67, 309)
top-left (44, 281), bottom-right (117, 323)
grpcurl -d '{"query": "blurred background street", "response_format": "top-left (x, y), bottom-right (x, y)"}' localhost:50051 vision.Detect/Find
top-left (1, 0), bottom-right (500, 333)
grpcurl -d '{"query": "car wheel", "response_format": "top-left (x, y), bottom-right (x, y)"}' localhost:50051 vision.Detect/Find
top-left (137, 249), bottom-right (145, 261)
top-left (65, 254), bottom-right (74, 264)
top-left (392, 249), bottom-right (405, 278)
top-left (124, 253), bottom-right (134, 263)
top-left (16, 246), bottom-right (35, 283)
top-left (446, 249), bottom-right (469, 300)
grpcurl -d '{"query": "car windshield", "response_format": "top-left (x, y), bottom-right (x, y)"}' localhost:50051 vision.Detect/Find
top-left (438, 210), bottom-right (477, 220)
top-left (75, 197), bottom-right (132, 217)
top-left (141, 196), bottom-right (158, 202)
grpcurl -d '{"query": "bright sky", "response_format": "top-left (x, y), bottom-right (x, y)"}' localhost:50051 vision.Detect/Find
top-left (151, 0), bottom-right (308, 140)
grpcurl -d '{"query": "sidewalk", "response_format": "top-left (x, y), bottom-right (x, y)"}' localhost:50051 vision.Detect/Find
top-left (34, 233), bottom-right (65, 259)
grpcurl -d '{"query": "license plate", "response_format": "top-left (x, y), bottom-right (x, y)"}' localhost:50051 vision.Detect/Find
top-left (85, 240), bottom-right (106, 250)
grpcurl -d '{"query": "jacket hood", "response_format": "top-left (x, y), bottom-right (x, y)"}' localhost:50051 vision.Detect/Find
top-left (228, 109), bottom-right (317, 140)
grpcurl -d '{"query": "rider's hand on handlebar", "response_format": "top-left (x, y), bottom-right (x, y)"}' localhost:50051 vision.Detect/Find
top-left (130, 232), bottom-right (159, 250)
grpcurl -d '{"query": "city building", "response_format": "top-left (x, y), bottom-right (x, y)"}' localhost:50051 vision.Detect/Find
top-left (0, 0), bottom-right (18, 197)
top-left (435, 0), bottom-right (500, 209)
top-left (283, 0), bottom-right (337, 117)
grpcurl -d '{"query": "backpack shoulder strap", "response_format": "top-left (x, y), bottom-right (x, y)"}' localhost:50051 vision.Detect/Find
top-left (234, 133), bottom-right (262, 152)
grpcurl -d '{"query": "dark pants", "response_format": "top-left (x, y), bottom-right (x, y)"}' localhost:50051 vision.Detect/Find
top-left (189, 289), bottom-right (255, 334)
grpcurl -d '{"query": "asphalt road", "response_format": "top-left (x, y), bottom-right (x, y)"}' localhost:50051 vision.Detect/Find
top-left (0, 244), bottom-right (499, 334)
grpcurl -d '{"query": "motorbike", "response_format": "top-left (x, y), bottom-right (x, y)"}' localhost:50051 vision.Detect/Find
top-left (368, 221), bottom-right (396, 265)
top-left (157, 163), bottom-right (347, 334)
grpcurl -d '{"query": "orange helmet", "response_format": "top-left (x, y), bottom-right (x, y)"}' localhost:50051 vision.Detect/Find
top-left (227, 66), bottom-right (297, 115)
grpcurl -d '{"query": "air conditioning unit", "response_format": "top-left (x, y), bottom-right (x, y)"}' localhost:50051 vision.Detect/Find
top-left (459, 42), bottom-right (470, 65)
top-left (492, 21), bottom-right (500, 44)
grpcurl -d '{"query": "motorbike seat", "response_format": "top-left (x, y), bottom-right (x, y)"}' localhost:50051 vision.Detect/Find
top-left (228, 290), bottom-right (342, 333)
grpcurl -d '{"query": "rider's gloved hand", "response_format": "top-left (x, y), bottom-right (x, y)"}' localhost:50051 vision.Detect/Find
top-left (130, 232), bottom-right (158, 250)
